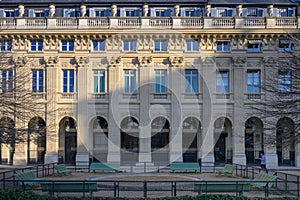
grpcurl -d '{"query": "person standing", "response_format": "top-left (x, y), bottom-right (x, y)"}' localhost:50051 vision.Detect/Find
top-left (260, 151), bottom-right (268, 174)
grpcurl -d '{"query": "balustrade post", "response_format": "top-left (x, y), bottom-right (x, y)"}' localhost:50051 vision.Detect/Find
top-left (78, 18), bottom-right (88, 29)
top-left (47, 18), bottom-right (56, 29)
top-left (16, 18), bottom-right (25, 29)
top-left (141, 18), bottom-right (150, 28)
top-left (203, 18), bottom-right (213, 28)
top-left (172, 18), bottom-right (181, 29)
top-left (266, 18), bottom-right (276, 28)
top-left (109, 18), bottom-right (118, 28)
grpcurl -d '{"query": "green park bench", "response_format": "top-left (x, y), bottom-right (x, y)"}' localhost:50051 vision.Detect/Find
top-left (54, 164), bottom-right (72, 175)
top-left (89, 162), bottom-right (121, 172)
top-left (194, 181), bottom-right (251, 196)
top-left (170, 162), bottom-right (200, 172)
top-left (40, 181), bottom-right (98, 197)
top-left (14, 171), bottom-right (45, 186)
top-left (251, 172), bottom-right (279, 189)
top-left (217, 164), bottom-right (235, 176)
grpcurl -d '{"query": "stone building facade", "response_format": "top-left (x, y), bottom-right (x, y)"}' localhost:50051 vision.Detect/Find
top-left (0, 0), bottom-right (299, 168)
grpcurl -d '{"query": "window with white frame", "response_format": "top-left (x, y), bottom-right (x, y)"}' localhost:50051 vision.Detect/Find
top-left (278, 70), bottom-right (291, 93)
top-left (123, 40), bottom-right (136, 51)
top-left (185, 69), bottom-right (198, 93)
top-left (155, 9), bottom-right (166, 17)
top-left (1, 69), bottom-right (13, 92)
top-left (154, 70), bottom-right (167, 93)
top-left (279, 40), bottom-right (293, 52)
top-left (278, 8), bottom-right (294, 17)
top-left (31, 41), bottom-right (43, 51)
top-left (212, 8), bottom-right (232, 17)
top-left (28, 9), bottom-right (49, 17)
top-left (93, 70), bottom-right (105, 93)
top-left (0, 41), bottom-right (12, 52)
top-left (32, 70), bottom-right (44, 92)
top-left (186, 40), bottom-right (199, 52)
top-left (61, 41), bottom-right (74, 51)
top-left (246, 8), bottom-right (263, 17)
top-left (92, 40), bottom-right (105, 51)
top-left (5, 10), bottom-right (16, 17)
top-left (154, 40), bottom-right (168, 52)
top-left (248, 41), bottom-right (261, 52)
top-left (62, 70), bottom-right (74, 93)
top-left (63, 8), bottom-right (80, 17)
top-left (216, 41), bottom-right (230, 52)
top-left (95, 9), bottom-right (106, 17)
top-left (216, 70), bottom-right (229, 93)
top-left (124, 70), bottom-right (136, 93)
top-left (247, 70), bottom-right (260, 93)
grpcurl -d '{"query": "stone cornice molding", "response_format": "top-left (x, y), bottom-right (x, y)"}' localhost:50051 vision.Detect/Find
top-left (137, 56), bottom-right (152, 66)
top-left (43, 56), bottom-right (59, 67)
top-left (169, 56), bottom-right (184, 67)
top-left (74, 56), bottom-right (89, 66)
top-left (232, 56), bottom-right (247, 67)
top-left (106, 56), bottom-right (122, 67)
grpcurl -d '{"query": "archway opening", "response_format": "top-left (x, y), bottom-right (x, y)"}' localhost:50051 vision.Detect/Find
top-left (0, 117), bottom-right (15, 164)
top-left (92, 116), bottom-right (108, 162)
top-left (120, 116), bottom-right (139, 164)
top-left (151, 117), bottom-right (169, 164)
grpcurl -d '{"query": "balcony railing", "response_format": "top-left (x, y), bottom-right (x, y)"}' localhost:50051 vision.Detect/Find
top-left (0, 17), bottom-right (298, 30)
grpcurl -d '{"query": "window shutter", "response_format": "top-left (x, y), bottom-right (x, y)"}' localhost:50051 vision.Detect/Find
top-left (120, 8), bottom-right (125, 17)
top-left (14, 8), bottom-right (19, 17)
top-left (0, 9), bottom-right (4, 17)
top-left (241, 8), bottom-right (248, 17)
top-left (150, 8), bottom-right (155, 17)
top-left (75, 8), bottom-right (80, 17)
top-left (29, 9), bottom-right (35, 17)
top-left (257, 8), bottom-right (263, 17)
top-left (211, 8), bottom-right (217, 17)
top-left (227, 9), bottom-right (233, 17)
top-left (195, 8), bottom-right (202, 17)
top-left (105, 8), bottom-right (110, 17)
top-left (89, 8), bottom-right (95, 17)
top-left (135, 8), bottom-right (141, 17)
top-left (181, 8), bottom-right (185, 17)
top-left (288, 8), bottom-right (293, 17)
top-left (166, 8), bottom-right (171, 17)
top-left (44, 9), bottom-right (49, 17)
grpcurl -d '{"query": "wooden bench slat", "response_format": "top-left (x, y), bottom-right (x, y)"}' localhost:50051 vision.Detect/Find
top-left (170, 162), bottom-right (200, 172)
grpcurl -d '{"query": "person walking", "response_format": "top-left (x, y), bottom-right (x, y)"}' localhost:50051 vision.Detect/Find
top-left (260, 151), bottom-right (268, 174)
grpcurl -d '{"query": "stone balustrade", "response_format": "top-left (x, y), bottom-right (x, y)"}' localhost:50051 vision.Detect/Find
top-left (0, 17), bottom-right (298, 30)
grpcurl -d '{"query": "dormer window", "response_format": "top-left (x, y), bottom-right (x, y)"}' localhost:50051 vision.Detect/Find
top-left (211, 8), bottom-right (233, 17)
top-left (185, 9), bottom-right (196, 17)
top-left (89, 8), bottom-right (110, 17)
top-left (244, 8), bottom-right (263, 17)
top-left (126, 10), bottom-right (135, 17)
top-left (278, 8), bottom-right (294, 17)
top-left (5, 10), bottom-right (16, 17)
top-left (28, 9), bottom-right (49, 17)
top-left (156, 9), bottom-right (166, 17)
top-left (95, 10), bottom-right (105, 17)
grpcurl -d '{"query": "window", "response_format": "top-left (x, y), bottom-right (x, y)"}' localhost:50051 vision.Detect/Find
top-left (61, 41), bottom-right (74, 51)
top-left (62, 70), bottom-right (74, 93)
top-left (214, 8), bottom-right (232, 17)
top-left (28, 9), bottom-right (49, 17)
top-left (125, 10), bottom-right (136, 17)
top-left (123, 40), bottom-right (136, 51)
top-left (278, 70), bottom-right (291, 93)
top-left (124, 70), bottom-right (136, 93)
top-left (246, 8), bottom-right (263, 17)
top-left (0, 41), bottom-right (12, 52)
top-left (185, 69), bottom-right (198, 93)
top-left (155, 9), bottom-right (166, 17)
top-left (5, 10), bottom-right (16, 17)
top-left (216, 41), bottom-right (230, 52)
top-left (154, 40), bottom-right (168, 51)
top-left (63, 8), bottom-right (80, 17)
top-left (95, 10), bottom-right (105, 17)
top-left (248, 41), bottom-right (261, 52)
top-left (31, 41), bottom-right (43, 51)
top-left (185, 10), bottom-right (196, 17)
top-left (216, 71), bottom-right (229, 93)
top-left (1, 69), bottom-right (13, 92)
top-left (32, 70), bottom-right (44, 92)
top-left (92, 40), bottom-right (105, 51)
top-left (247, 70), bottom-right (260, 93)
top-left (93, 70), bottom-right (105, 93)
top-left (186, 40), bottom-right (199, 52)
top-left (278, 8), bottom-right (294, 17)
top-left (154, 70), bottom-right (167, 93)
top-left (279, 40), bottom-right (293, 52)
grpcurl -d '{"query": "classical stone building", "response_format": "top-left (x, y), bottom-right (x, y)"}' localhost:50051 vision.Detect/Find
top-left (0, 0), bottom-right (299, 168)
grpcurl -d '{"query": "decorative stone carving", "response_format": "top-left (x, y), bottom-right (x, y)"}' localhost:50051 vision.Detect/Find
top-left (43, 35), bottom-right (58, 50)
top-left (18, 4), bottom-right (25, 17)
top-left (143, 4), bottom-right (149, 17)
top-left (74, 56), bottom-right (89, 66)
top-left (12, 55), bottom-right (28, 67)
top-left (44, 56), bottom-right (59, 66)
top-left (236, 5), bottom-right (242, 17)
top-left (138, 56), bottom-right (152, 65)
top-left (13, 35), bottom-right (26, 50)
top-left (205, 4), bottom-right (211, 17)
top-left (232, 56), bottom-right (247, 67)
top-left (200, 56), bottom-right (215, 64)
top-left (75, 35), bottom-right (89, 50)
top-left (263, 57), bottom-right (277, 65)
top-left (80, 4), bottom-right (87, 17)
top-left (111, 4), bottom-right (117, 17)
top-left (49, 4), bottom-right (55, 17)
top-left (174, 4), bottom-right (180, 17)
top-left (169, 56), bottom-right (184, 67)
top-left (268, 5), bottom-right (274, 17)
top-left (106, 56), bottom-right (121, 67)
top-left (106, 35), bottom-right (121, 51)
top-left (169, 35), bottom-right (183, 50)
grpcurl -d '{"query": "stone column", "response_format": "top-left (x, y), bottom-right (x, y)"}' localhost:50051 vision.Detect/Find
top-left (139, 64), bottom-right (151, 163)
top-left (44, 56), bottom-right (59, 164)
top-left (75, 57), bottom-right (90, 166)
top-left (264, 123), bottom-right (278, 168)
top-left (232, 57), bottom-right (247, 165)
top-left (201, 57), bottom-right (215, 166)
top-left (295, 143), bottom-right (300, 167)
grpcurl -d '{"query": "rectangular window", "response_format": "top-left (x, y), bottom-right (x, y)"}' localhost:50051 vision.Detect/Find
top-left (154, 70), bottom-right (167, 93)
top-left (123, 40), bottom-right (136, 51)
top-left (278, 70), bottom-right (291, 93)
top-left (62, 70), bottom-right (74, 93)
top-left (186, 40), bottom-right (199, 52)
top-left (5, 10), bottom-right (15, 17)
top-left (154, 40), bottom-right (168, 52)
top-left (32, 70), bottom-right (44, 92)
top-left (31, 41), bottom-right (43, 51)
top-left (155, 10), bottom-right (166, 17)
top-left (125, 10), bottom-right (136, 17)
top-left (1, 69), bottom-right (13, 92)
top-left (216, 70), bottom-right (229, 93)
top-left (279, 40), bottom-right (293, 52)
top-left (92, 40), bottom-right (105, 51)
top-left (246, 8), bottom-right (263, 17)
top-left (247, 70), bottom-right (260, 93)
top-left (248, 41), bottom-right (261, 52)
top-left (217, 8), bottom-right (232, 17)
top-left (93, 70), bottom-right (105, 93)
top-left (95, 10), bottom-right (105, 17)
top-left (61, 41), bottom-right (74, 51)
top-left (185, 10), bottom-right (196, 17)
top-left (0, 41), bottom-right (12, 52)
top-left (216, 41), bottom-right (230, 52)
top-left (124, 70), bottom-right (136, 93)
top-left (185, 69), bottom-right (198, 93)
top-left (278, 8), bottom-right (294, 17)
